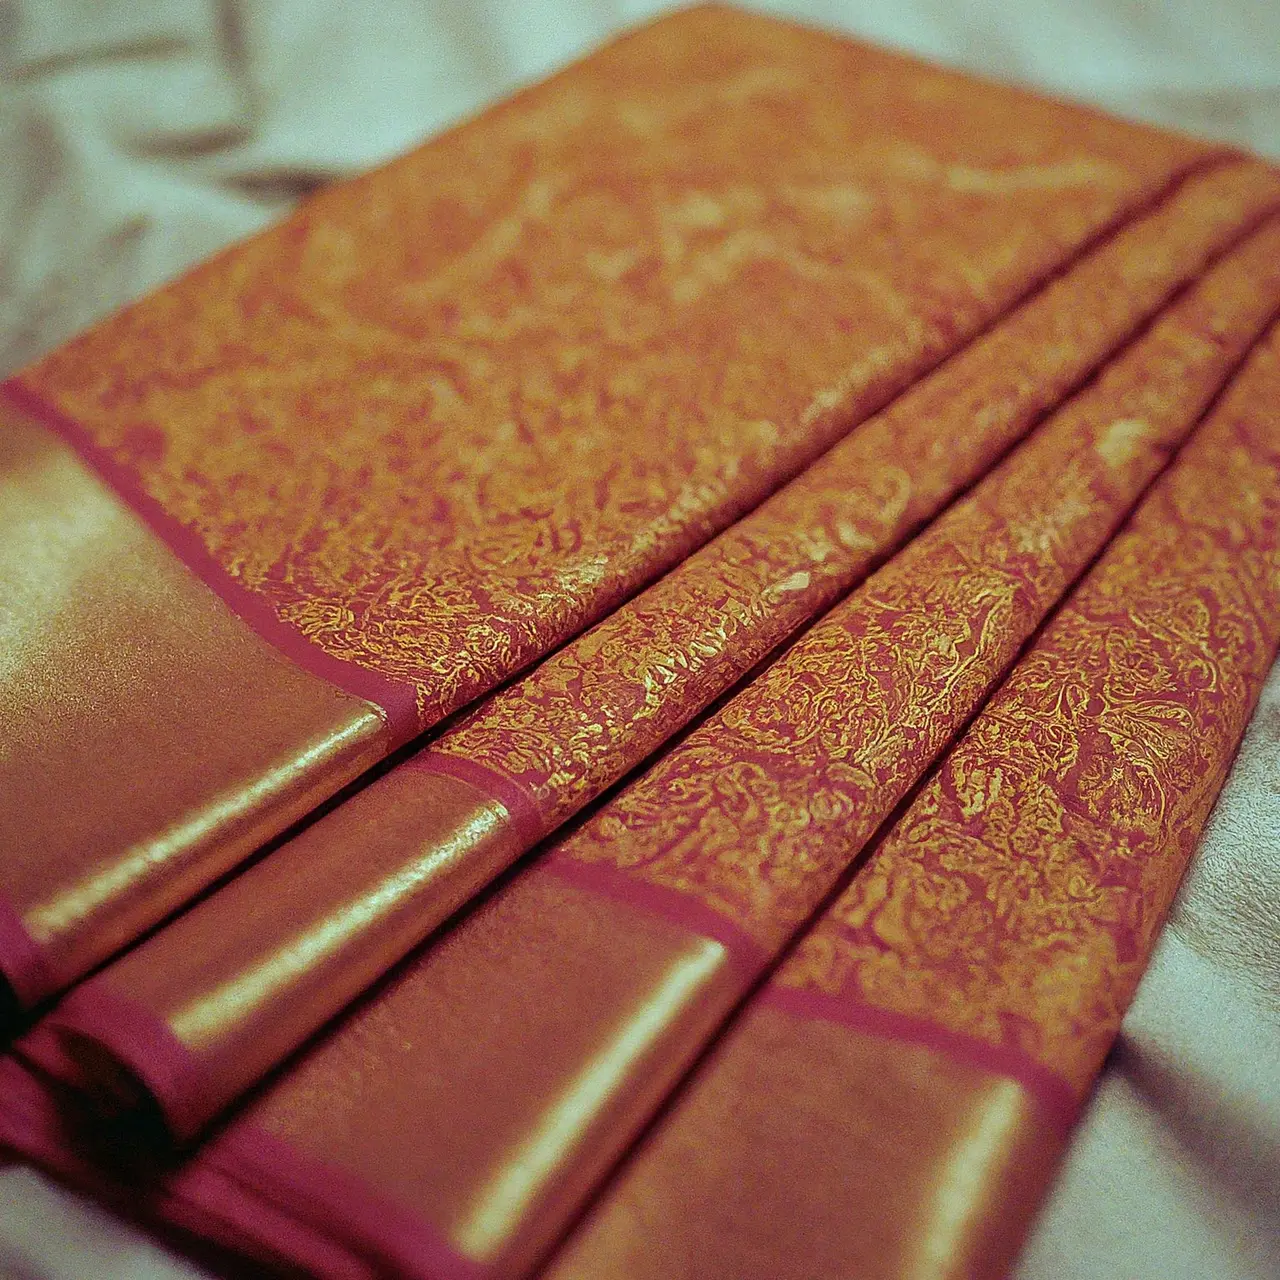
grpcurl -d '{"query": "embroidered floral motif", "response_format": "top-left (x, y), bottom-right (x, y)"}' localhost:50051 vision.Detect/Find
top-left (431, 170), bottom-right (1280, 827)
top-left (15, 10), bottom-right (1204, 732)
top-left (556, 229), bottom-right (1280, 970)
top-left (779, 326), bottom-right (1280, 1093)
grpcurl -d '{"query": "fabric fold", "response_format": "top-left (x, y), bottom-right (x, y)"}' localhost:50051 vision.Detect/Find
top-left (32, 167), bottom-right (1280, 1139)
top-left (0, 3), bottom-right (1220, 1013)
top-left (543, 316), bottom-right (1280, 1280)
top-left (7, 214), bottom-right (1280, 1279)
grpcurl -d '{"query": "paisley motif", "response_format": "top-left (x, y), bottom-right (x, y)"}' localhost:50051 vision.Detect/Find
top-left (778, 322), bottom-right (1280, 1093)
top-left (553, 223), bottom-right (1280, 957)
top-left (8, 7), bottom-right (1210, 735)
top-left (430, 166), bottom-right (1280, 829)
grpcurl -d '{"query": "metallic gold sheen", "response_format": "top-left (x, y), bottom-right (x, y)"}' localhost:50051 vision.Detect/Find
top-left (0, 406), bottom-right (390, 1004)
top-left (100, 769), bottom-right (524, 1132)
top-left (454, 938), bottom-right (726, 1261)
top-left (545, 1007), bottom-right (1062, 1280)
top-left (47, 173), bottom-right (1280, 1139)
top-left (241, 872), bottom-right (744, 1277)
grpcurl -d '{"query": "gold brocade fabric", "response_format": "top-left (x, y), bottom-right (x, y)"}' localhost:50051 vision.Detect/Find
top-left (9, 8), bottom-right (1212, 734)
top-left (2, 10), bottom-right (1280, 1280)
top-left (777, 321), bottom-right (1280, 1096)
top-left (35, 169), bottom-right (1280, 1143)
top-left (544, 319), bottom-right (1280, 1280)
top-left (430, 162), bottom-right (1280, 831)
top-left (2, 2), bottom-right (1225, 1011)
top-left (6, 215), bottom-right (1269, 1280)
top-left (551, 219), bottom-right (1280, 954)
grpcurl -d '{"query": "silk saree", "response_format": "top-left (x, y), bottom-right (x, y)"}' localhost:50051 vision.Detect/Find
top-left (2, 6), bottom-right (1280, 1280)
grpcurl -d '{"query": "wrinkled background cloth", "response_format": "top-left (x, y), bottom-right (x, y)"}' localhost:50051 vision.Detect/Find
top-left (1, 2), bottom-right (1278, 1276)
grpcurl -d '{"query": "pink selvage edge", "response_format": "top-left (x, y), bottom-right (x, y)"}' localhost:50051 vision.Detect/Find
top-left (403, 751), bottom-right (549, 850)
top-left (540, 853), bottom-right (771, 985)
top-left (1, 377), bottom-right (420, 747)
top-left (538, 850), bottom-right (1081, 1136)
top-left (763, 983), bottom-right (1082, 1138)
top-left (0, 894), bottom-right (54, 1009)
top-left (27, 982), bottom-right (209, 1142)
top-left (0, 1044), bottom-right (491, 1280)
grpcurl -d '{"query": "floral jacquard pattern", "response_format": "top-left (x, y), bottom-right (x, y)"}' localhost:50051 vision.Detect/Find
top-left (9, 8), bottom-right (1214, 735)
top-left (432, 177), bottom-right (1280, 831)
top-left (778, 324), bottom-right (1280, 1093)
top-left (553, 223), bottom-right (1280, 955)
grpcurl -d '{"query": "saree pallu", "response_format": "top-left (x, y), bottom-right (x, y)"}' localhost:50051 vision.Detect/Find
top-left (545, 317), bottom-right (1280, 1280)
top-left (0, 4), bottom-right (1221, 1013)
top-left (31, 168), bottom-right (1280, 1141)
top-left (6, 217), bottom-right (1280, 1280)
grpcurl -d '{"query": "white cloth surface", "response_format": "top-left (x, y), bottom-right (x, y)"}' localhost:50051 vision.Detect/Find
top-left (1, 2), bottom-right (1278, 1276)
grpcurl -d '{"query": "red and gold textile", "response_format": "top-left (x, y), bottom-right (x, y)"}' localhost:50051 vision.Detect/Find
top-left (3, 11), bottom-right (1280, 1280)
top-left (1, 4), bottom-right (1222, 1007)
top-left (6, 212), bottom-right (1278, 1280)
top-left (546, 314), bottom-right (1280, 1280)
top-left (24, 171), bottom-right (1280, 1138)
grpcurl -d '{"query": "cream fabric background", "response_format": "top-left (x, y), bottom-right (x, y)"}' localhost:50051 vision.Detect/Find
top-left (1, 3), bottom-right (1278, 1276)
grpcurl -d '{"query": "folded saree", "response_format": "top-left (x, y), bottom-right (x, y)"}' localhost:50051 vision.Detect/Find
top-left (31, 165), bottom-right (1280, 1142)
top-left (0, 4), bottom-right (1221, 1014)
top-left (6, 213), bottom-right (1279, 1280)
top-left (546, 315), bottom-right (1280, 1280)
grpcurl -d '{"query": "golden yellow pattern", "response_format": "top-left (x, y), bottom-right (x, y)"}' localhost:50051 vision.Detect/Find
top-left (11, 7), bottom-right (1209, 733)
top-left (780, 323), bottom-right (1280, 1092)
top-left (27, 177), bottom-right (1276, 1147)
top-left (433, 168), bottom-right (1280, 829)
top-left (554, 224), bottom-right (1280, 954)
